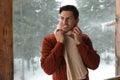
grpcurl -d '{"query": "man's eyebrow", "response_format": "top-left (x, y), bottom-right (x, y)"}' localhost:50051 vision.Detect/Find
top-left (60, 16), bottom-right (73, 18)
top-left (68, 16), bottom-right (73, 18)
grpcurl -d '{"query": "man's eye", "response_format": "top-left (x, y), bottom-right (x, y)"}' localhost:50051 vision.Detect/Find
top-left (67, 17), bottom-right (72, 20)
top-left (60, 17), bottom-right (64, 20)
top-left (68, 18), bottom-right (70, 20)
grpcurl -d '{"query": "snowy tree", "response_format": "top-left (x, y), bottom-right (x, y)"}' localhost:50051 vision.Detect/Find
top-left (76, 0), bottom-right (115, 63)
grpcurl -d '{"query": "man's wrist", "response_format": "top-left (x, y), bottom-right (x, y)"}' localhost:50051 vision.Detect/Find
top-left (76, 41), bottom-right (81, 45)
top-left (58, 39), bottom-right (64, 43)
top-left (76, 39), bottom-right (83, 45)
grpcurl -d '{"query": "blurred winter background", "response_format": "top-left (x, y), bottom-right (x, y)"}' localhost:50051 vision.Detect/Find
top-left (13, 0), bottom-right (115, 80)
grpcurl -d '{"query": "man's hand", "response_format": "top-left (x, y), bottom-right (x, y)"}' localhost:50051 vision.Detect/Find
top-left (54, 21), bottom-right (65, 43)
top-left (72, 27), bottom-right (83, 45)
top-left (55, 29), bottom-right (65, 43)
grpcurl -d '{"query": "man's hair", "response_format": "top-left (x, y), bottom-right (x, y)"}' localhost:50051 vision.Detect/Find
top-left (59, 5), bottom-right (79, 19)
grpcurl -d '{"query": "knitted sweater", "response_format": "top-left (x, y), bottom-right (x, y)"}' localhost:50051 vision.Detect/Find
top-left (40, 34), bottom-right (100, 80)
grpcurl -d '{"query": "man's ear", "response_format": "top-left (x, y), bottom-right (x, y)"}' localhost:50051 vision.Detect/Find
top-left (76, 19), bottom-right (79, 24)
top-left (74, 19), bottom-right (79, 26)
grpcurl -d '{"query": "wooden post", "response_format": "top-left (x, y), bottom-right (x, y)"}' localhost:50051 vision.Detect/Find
top-left (115, 0), bottom-right (120, 75)
top-left (0, 0), bottom-right (13, 80)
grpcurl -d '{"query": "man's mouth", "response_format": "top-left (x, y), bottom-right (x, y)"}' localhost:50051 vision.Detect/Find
top-left (63, 25), bottom-right (69, 29)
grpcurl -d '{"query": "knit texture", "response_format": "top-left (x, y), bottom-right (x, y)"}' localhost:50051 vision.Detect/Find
top-left (64, 32), bottom-right (87, 80)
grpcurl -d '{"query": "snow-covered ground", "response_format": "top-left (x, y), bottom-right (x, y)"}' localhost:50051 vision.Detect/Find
top-left (14, 57), bottom-right (115, 80)
top-left (89, 63), bottom-right (115, 80)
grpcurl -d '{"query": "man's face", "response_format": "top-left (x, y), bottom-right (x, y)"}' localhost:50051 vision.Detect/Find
top-left (59, 11), bottom-right (79, 33)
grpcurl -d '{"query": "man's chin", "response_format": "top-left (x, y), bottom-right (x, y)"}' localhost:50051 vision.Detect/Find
top-left (62, 30), bottom-right (69, 33)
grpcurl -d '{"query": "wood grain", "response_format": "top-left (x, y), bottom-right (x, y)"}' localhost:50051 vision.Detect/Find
top-left (115, 0), bottom-right (120, 75)
top-left (0, 0), bottom-right (13, 80)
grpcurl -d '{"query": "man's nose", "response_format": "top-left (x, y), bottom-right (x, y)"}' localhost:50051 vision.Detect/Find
top-left (63, 19), bottom-right (68, 25)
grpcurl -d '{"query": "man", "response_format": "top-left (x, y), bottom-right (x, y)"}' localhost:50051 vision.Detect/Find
top-left (40, 5), bottom-right (100, 80)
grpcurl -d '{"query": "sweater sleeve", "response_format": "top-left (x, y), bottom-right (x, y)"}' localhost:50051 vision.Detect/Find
top-left (77, 35), bottom-right (100, 70)
top-left (40, 36), bottom-right (64, 75)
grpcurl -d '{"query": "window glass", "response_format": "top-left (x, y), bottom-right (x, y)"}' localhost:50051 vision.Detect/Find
top-left (13, 0), bottom-right (115, 80)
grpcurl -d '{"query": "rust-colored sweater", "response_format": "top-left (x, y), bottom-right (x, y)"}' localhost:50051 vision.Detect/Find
top-left (40, 34), bottom-right (100, 80)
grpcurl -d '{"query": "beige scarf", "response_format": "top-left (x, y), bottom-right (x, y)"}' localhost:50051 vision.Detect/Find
top-left (54, 28), bottom-right (87, 80)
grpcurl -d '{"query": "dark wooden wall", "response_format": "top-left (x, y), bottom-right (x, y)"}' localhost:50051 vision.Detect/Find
top-left (0, 0), bottom-right (13, 80)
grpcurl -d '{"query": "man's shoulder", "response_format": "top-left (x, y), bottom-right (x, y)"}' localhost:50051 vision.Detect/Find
top-left (82, 34), bottom-right (89, 39)
top-left (82, 34), bottom-right (92, 44)
top-left (44, 33), bottom-right (55, 40)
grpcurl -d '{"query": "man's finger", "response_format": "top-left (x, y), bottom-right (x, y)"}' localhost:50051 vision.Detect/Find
top-left (74, 27), bottom-right (82, 34)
